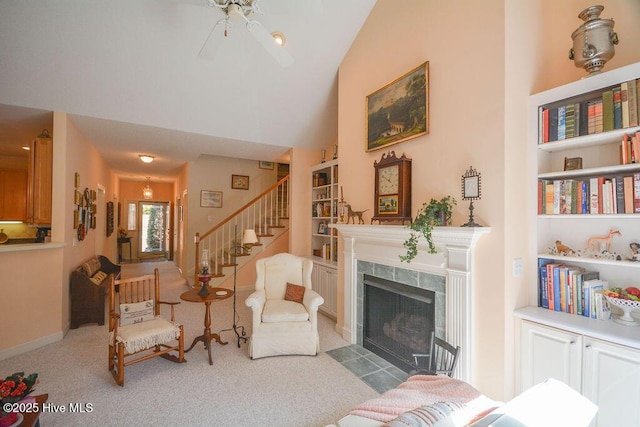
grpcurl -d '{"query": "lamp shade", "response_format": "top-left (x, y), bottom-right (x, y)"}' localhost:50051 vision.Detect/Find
top-left (242, 229), bottom-right (258, 245)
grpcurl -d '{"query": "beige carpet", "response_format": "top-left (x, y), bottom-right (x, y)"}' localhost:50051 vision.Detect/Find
top-left (2, 261), bottom-right (379, 426)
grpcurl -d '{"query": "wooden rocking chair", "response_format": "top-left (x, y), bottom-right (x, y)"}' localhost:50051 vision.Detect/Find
top-left (108, 268), bottom-right (186, 386)
top-left (412, 331), bottom-right (460, 377)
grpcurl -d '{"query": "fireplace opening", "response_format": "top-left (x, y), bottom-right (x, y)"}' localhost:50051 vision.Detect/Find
top-left (363, 274), bottom-right (435, 373)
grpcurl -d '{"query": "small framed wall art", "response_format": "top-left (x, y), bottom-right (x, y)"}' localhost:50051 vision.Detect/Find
top-left (200, 190), bottom-right (223, 208)
top-left (259, 161), bottom-right (274, 170)
top-left (231, 174), bottom-right (249, 190)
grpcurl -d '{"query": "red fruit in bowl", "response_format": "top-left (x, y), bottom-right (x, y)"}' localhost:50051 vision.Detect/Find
top-left (626, 287), bottom-right (640, 297)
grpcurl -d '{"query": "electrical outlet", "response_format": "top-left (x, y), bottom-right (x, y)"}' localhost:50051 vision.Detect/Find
top-left (513, 258), bottom-right (523, 277)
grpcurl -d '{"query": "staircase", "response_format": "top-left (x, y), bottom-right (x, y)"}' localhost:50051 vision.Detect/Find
top-left (193, 175), bottom-right (290, 288)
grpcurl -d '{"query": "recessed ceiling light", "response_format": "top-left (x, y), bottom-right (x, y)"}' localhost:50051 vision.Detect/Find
top-left (138, 154), bottom-right (155, 164)
top-left (272, 32), bottom-right (286, 46)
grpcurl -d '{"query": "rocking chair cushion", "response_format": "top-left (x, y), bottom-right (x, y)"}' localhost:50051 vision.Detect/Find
top-left (112, 317), bottom-right (181, 354)
top-left (261, 299), bottom-right (309, 322)
top-left (119, 299), bottom-right (155, 326)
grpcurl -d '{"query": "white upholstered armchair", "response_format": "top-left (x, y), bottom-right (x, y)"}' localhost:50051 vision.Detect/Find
top-left (245, 253), bottom-right (324, 359)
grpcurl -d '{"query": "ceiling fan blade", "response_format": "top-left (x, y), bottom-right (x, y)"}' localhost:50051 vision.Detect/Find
top-left (247, 21), bottom-right (294, 67)
top-left (198, 18), bottom-right (228, 59)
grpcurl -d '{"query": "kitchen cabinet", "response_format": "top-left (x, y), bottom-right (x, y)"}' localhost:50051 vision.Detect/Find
top-left (26, 132), bottom-right (53, 225)
top-left (0, 169), bottom-right (27, 221)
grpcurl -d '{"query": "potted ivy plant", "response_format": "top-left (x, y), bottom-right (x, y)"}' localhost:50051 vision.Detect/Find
top-left (400, 196), bottom-right (457, 262)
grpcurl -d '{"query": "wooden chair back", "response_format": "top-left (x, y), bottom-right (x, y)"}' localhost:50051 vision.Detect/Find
top-left (109, 268), bottom-right (175, 331)
top-left (413, 331), bottom-right (460, 377)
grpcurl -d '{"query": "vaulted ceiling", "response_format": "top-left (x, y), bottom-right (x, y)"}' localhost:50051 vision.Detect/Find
top-left (0, 0), bottom-right (377, 179)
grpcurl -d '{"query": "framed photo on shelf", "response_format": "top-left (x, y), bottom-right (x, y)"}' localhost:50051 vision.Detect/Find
top-left (200, 190), bottom-right (223, 208)
top-left (231, 174), bottom-right (249, 190)
top-left (259, 161), bottom-right (274, 170)
top-left (318, 221), bottom-right (327, 234)
top-left (564, 156), bottom-right (583, 171)
top-left (366, 61), bottom-right (429, 152)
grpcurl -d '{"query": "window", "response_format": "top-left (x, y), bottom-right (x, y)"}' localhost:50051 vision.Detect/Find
top-left (127, 202), bottom-right (136, 231)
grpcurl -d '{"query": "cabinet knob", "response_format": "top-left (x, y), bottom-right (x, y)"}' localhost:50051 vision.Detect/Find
top-left (570, 340), bottom-right (576, 345)
top-left (585, 344), bottom-right (592, 350)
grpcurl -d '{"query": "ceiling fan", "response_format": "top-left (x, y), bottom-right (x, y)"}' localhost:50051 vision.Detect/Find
top-left (199, 0), bottom-right (296, 67)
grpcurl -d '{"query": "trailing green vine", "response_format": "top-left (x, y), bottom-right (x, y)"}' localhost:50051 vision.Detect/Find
top-left (400, 196), bottom-right (456, 262)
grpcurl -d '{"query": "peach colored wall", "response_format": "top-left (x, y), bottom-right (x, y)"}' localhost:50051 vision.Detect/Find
top-left (339, 0), bottom-right (506, 397)
top-left (289, 147), bottom-right (323, 258)
top-left (1, 112), bottom-right (116, 357)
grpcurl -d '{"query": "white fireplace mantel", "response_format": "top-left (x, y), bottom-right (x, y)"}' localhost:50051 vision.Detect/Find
top-left (331, 224), bottom-right (490, 383)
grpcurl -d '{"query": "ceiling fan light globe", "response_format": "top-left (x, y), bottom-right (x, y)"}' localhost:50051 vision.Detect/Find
top-left (272, 31), bottom-right (285, 46)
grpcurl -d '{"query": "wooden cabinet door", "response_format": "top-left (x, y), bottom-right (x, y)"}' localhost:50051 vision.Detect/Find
top-left (0, 169), bottom-right (28, 221)
top-left (582, 337), bottom-right (640, 427)
top-left (520, 321), bottom-right (582, 393)
top-left (27, 136), bottom-right (53, 225)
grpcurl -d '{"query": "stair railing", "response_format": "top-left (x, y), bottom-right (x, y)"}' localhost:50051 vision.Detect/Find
top-left (193, 175), bottom-right (289, 285)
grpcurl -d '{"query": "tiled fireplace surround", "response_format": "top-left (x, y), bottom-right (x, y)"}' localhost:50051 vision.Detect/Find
top-left (332, 224), bottom-right (490, 384)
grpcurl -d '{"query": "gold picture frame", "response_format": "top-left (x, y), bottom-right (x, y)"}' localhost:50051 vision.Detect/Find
top-left (564, 156), bottom-right (583, 171)
top-left (366, 61), bottom-right (429, 152)
top-left (259, 161), bottom-right (274, 170)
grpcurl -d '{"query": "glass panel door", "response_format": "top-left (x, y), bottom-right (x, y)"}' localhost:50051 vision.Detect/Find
top-left (138, 201), bottom-right (169, 258)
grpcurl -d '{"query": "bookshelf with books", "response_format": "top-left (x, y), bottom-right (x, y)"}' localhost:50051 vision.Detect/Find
top-left (516, 62), bottom-right (640, 427)
top-left (310, 158), bottom-right (338, 318)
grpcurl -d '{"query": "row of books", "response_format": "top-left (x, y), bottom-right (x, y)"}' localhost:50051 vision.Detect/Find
top-left (539, 78), bottom-right (640, 143)
top-left (538, 259), bottom-right (609, 319)
top-left (621, 131), bottom-right (640, 164)
top-left (538, 173), bottom-right (640, 215)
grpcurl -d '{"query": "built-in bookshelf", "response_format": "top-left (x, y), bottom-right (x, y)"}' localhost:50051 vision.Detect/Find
top-left (530, 63), bottom-right (640, 321)
top-left (311, 158), bottom-right (338, 264)
top-left (516, 63), bottom-right (640, 426)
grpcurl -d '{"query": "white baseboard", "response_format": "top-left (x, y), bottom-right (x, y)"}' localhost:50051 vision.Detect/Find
top-left (0, 331), bottom-right (64, 361)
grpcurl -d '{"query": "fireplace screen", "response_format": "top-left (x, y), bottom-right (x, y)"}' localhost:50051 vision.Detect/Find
top-left (363, 274), bottom-right (435, 373)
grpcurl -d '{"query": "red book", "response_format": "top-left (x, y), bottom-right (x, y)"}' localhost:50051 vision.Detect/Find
top-left (634, 173), bottom-right (640, 213)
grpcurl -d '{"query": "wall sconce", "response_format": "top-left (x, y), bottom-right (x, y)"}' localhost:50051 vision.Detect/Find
top-left (139, 154), bottom-right (155, 164)
top-left (143, 177), bottom-right (153, 200)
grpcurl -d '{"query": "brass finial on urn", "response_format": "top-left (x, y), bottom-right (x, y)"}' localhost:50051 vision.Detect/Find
top-left (568, 5), bottom-right (618, 75)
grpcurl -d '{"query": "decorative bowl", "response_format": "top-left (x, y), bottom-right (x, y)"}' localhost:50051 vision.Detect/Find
top-left (604, 296), bottom-right (640, 326)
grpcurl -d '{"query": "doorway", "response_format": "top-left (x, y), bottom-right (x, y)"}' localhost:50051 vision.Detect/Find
top-left (137, 201), bottom-right (170, 260)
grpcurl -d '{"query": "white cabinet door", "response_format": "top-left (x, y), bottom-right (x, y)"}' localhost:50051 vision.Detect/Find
top-left (582, 337), bottom-right (640, 427)
top-left (521, 321), bottom-right (581, 393)
top-left (314, 263), bottom-right (337, 319)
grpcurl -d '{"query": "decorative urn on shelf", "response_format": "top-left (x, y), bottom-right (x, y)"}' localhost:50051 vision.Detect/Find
top-left (568, 5), bottom-right (618, 75)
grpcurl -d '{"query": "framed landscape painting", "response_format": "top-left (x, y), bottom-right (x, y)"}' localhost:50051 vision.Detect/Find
top-left (366, 62), bottom-right (429, 152)
top-left (200, 190), bottom-right (222, 208)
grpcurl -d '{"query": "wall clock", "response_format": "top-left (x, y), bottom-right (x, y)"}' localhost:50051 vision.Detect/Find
top-left (372, 151), bottom-right (412, 224)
